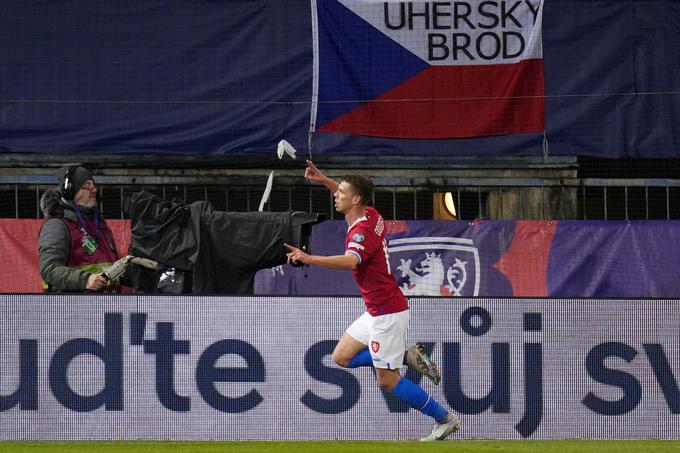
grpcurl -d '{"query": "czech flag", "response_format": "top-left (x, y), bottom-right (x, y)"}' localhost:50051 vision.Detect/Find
top-left (311, 0), bottom-right (545, 139)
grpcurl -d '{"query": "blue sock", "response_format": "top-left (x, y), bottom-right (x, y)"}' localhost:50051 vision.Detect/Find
top-left (348, 348), bottom-right (373, 368)
top-left (392, 377), bottom-right (449, 422)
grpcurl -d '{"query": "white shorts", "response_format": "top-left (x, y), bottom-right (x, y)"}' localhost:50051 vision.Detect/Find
top-left (346, 309), bottom-right (410, 369)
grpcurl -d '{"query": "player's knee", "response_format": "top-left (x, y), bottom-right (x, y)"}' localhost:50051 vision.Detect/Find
top-left (375, 369), bottom-right (400, 391)
top-left (376, 377), bottom-right (396, 392)
top-left (331, 351), bottom-right (350, 368)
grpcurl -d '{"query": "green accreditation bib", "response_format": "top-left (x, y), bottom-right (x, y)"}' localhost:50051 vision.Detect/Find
top-left (82, 236), bottom-right (99, 255)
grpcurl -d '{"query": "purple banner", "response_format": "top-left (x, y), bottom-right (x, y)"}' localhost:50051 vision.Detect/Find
top-left (255, 220), bottom-right (680, 297)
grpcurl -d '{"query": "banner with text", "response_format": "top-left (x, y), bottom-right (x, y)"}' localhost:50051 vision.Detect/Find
top-left (313, 0), bottom-right (545, 139)
top-left (1, 1), bottom-right (680, 157)
top-left (1, 295), bottom-right (678, 440)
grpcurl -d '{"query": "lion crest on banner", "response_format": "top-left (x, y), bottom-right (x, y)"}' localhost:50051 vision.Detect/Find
top-left (387, 237), bottom-right (480, 297)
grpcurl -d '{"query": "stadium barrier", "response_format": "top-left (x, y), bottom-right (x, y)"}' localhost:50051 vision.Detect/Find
top-left (5, 219), bottom-right (680, 297)
top-left (1, 295), bottom-right (678, 440)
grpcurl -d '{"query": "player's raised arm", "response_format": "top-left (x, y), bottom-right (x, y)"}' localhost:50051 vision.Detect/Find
top-left (305, 160), bottom-right (339, 194)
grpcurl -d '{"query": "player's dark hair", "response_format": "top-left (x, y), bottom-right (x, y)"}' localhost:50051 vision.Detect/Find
top-left (343, 175), bottom-right (373, 206)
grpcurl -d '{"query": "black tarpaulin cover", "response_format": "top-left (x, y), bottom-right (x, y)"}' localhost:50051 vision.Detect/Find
top-left (123, 190), bottom-right (323, 294)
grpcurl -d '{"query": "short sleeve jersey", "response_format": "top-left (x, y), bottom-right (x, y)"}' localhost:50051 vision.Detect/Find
top-left (345, 206), bottom-right (408, 316)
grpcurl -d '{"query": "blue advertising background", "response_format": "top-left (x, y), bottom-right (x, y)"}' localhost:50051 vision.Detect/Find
top-left (1, 1), bottom-right (679, 157)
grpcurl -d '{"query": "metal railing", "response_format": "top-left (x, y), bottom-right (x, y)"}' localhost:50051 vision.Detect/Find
top-left (2, 176), bottom-right (680, 221)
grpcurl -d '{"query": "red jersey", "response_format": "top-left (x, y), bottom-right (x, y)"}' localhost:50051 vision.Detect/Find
top-left (345, 206), bottom-right (408, 316)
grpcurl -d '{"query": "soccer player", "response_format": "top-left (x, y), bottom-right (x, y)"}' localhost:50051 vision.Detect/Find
top-left (284, 161), bottom-right (460, 441)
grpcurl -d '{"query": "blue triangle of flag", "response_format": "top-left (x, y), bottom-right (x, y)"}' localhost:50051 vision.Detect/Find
top-left (316, 0), bottom-right (429, 127)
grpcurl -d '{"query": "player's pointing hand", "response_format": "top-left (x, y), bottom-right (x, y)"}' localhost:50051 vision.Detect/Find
top-left (284, 243), bottom-right (310, 265)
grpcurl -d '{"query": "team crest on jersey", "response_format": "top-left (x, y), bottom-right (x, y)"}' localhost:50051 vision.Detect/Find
top-left (352, 233), bottom-right (365, 243)
top-left (371, 341), bottom-right (380, 353)
top-left (387, 237), bottom-right (480, 297)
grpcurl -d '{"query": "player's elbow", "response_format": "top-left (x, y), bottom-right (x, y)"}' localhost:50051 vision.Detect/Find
top-left (344, 253), bottom-right (359, 270)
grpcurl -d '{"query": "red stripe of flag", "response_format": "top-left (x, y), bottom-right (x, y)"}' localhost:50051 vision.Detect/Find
top-left (318, 59), bottom-right (545, 139)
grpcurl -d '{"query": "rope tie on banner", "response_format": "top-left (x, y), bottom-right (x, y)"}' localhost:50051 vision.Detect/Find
top-left (542, 130), bottom-right (555, 180)
top-left (308, 130), bottom-right (314, 161)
